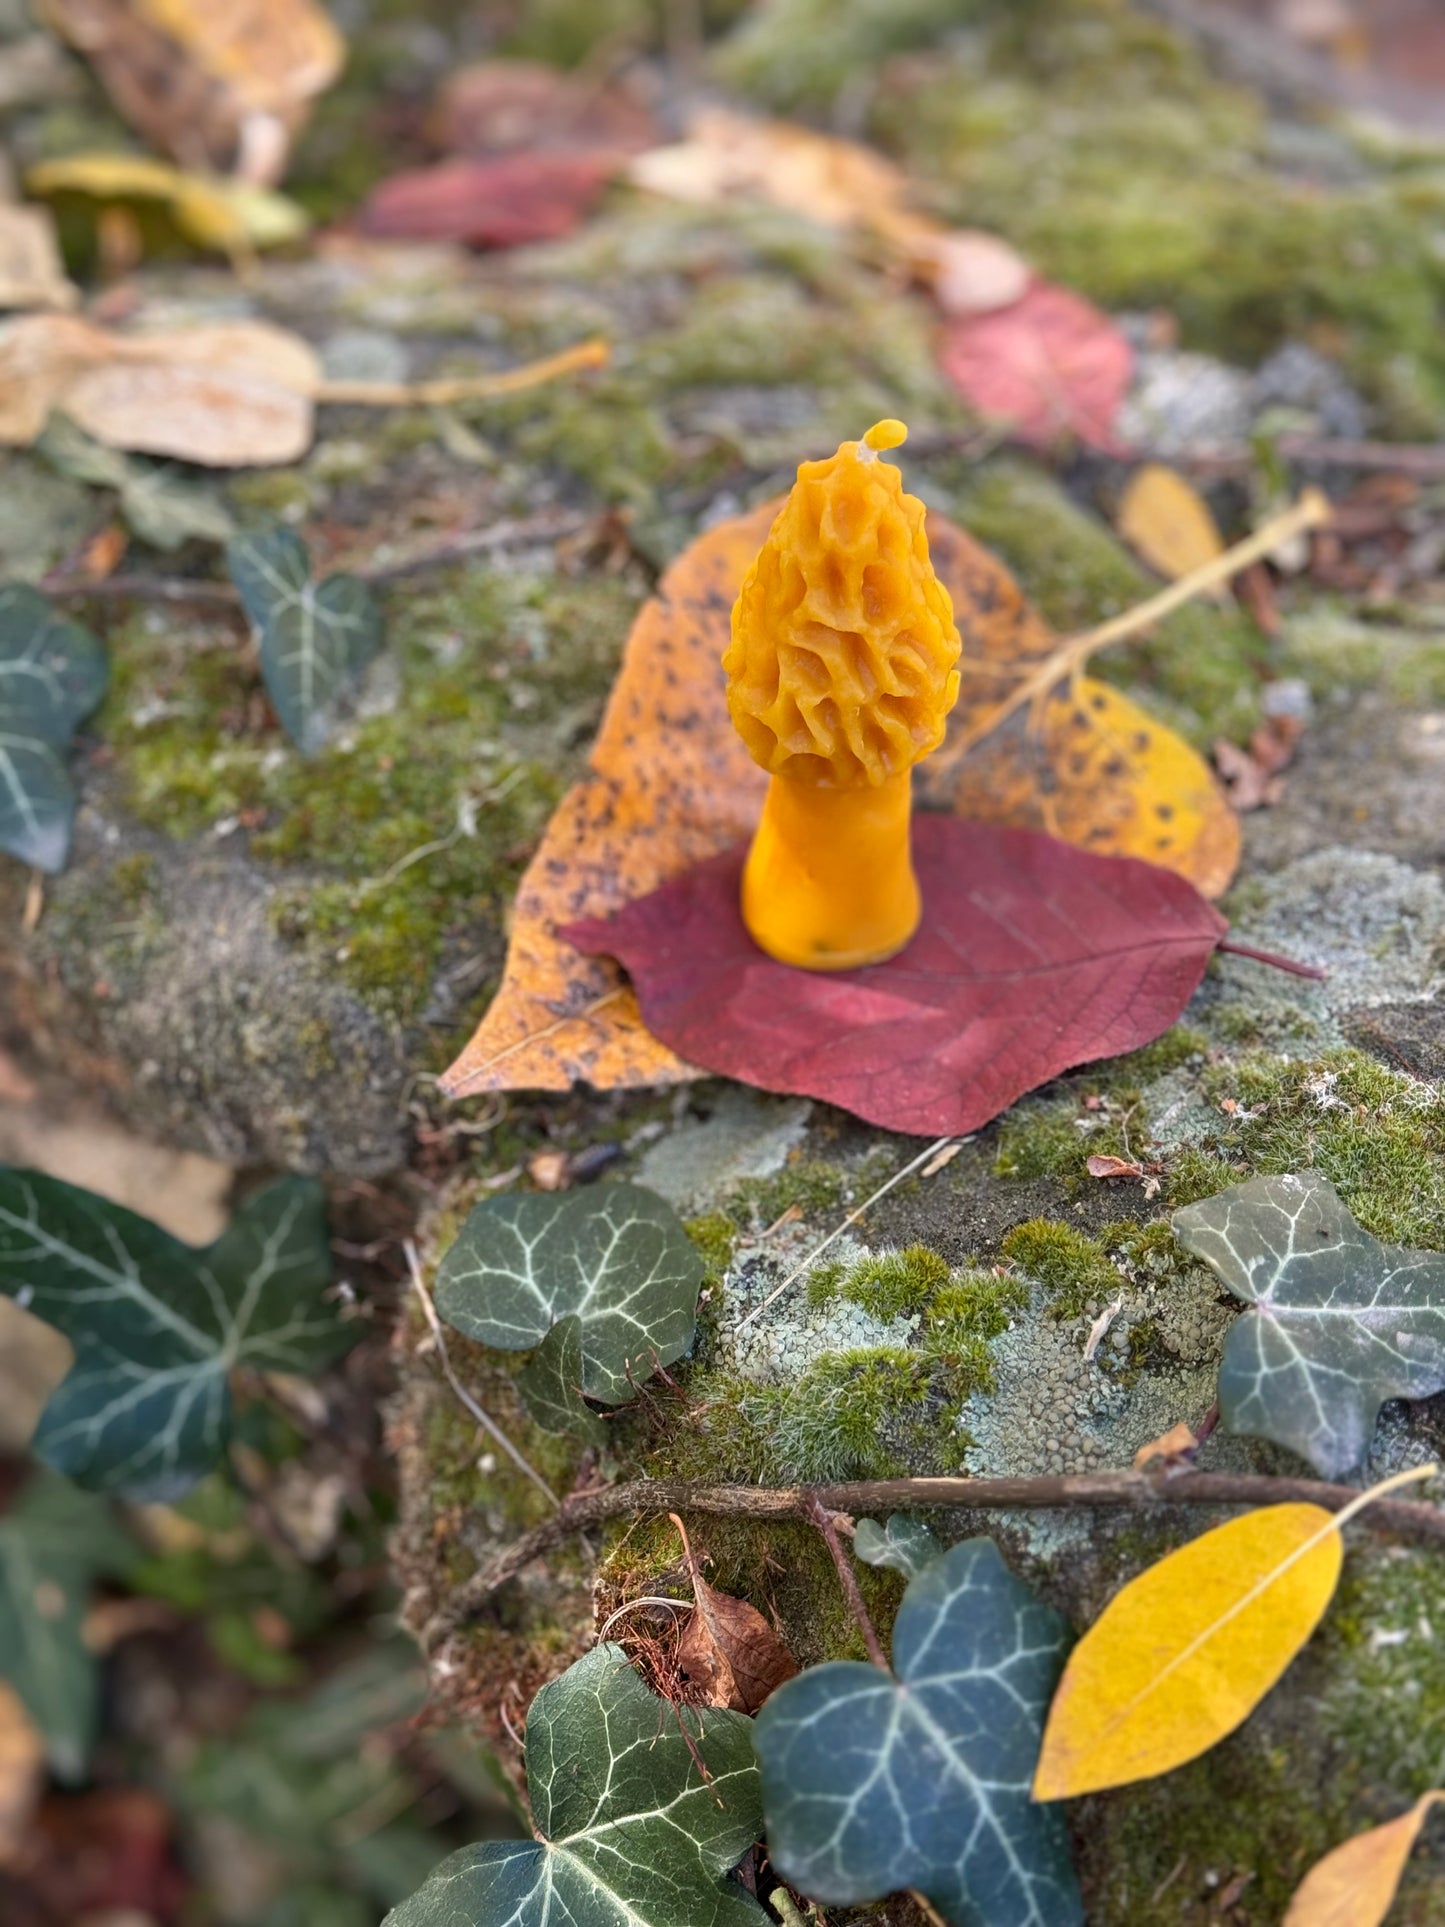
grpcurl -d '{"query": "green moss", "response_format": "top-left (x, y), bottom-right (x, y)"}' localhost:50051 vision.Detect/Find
top-left (101, 565), bottom-right (639, 1031)
top-left (684, 1213), bottom-right (738, 1294)
top-left (110, 851), bottom-right (156, 909)
top-left (993, 1025), bottom-right (1208, 1185)
top-left (839, 1243), bottom-right (952, 1320)
top-left (999, 1219), bottom-right (1120, 1319)
top-left (927, 1268), bottom-right (1028, 1344)
top-left (749, 1347), bottom-right (936, 1482)
top-left (1283, 609), bottom-right (1445, 711)
top-left (1165, 1145), bottom-right (1244, 1206)
top-left (1319, 1548), bottom-right (1445, 1793)
top-left (804, 1260), bottom-right (846, 1307)
top-left (715, 0), bottom-right (967, 112)
top-left (724, 1157), bottom-right (850, 1231)
top-left (228, 471), bottom-right (314, 521)
top-left (1199, 1048), bottom-right (1445, 1246)
top-left (863, 0), bottom-right (1445, 428)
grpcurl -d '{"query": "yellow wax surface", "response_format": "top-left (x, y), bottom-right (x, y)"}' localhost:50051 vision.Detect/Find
top-left (723, 421), bottom-right (962, 970)
top-left (723, 419), bottom-right (961, 790)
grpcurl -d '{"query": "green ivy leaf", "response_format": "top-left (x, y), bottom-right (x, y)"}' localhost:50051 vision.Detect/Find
top-left (38, 416), bottom-right (235, 550)
top-left (0, 1470), bottom-right (133, 1779)
top-left (384, 1644), bottom-right (766, 1927)
top-left (0, 584), bottom-right (106, 871)
top-left (0, 1171), bottom-right (355, 1500)
top-left (1174, 1169), bottom-right (1445, 1476)
top-left (435, 1182), bottom-right (703, 1405)
top-left (852, 1512), bottom-right (940, 1580)
top-left (227, 526), bottom-right (381, 754)
top-left (516, 1313), bottom-right (608, 1444)
top-left (753, 1538), bottom-right (1081, 1927)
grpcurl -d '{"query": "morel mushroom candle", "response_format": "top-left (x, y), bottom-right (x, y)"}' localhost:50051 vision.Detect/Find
top-left (723, 419), bottom-right (962, 969)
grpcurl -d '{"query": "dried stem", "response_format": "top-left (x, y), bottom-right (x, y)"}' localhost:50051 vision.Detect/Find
top-left (733, 1134), bottom-right (963, 1333)
top-left (404, 1240), bottom-right (558, 1511)
top-left (422, 1468), bottom-right (1445, 1647)
top-left (805, 1492), bottom-right (889, 1672)
top-left (1216, 939), bottom-right (1327, 981)
top-left (315, 336), bottom-right (609, 407)
top-left (40, 509), bottom-right (593, 609)
top-left (948, 488), bottom-right (1333, 759)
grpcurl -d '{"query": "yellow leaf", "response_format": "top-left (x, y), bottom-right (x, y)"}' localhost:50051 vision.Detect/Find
top-left (1117, 462), bottom-right (1228, 597)
top-left (1033, 1464), bottom-right (1434, 1800)
top-left (1283, 1792), bottom-right (1444, 1927)
top-left (1033, 1503), bottom-right (1343, 1799)
top-left (26, 152), bottom-right (308, 261)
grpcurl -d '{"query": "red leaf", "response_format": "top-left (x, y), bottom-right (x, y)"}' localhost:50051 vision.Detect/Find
top-left (938, 279), bottom-right (1134, 453)
top-left (564, 819), bottom-right (1227, 1137)
top-left (359, 152), bottom-right (616, 247)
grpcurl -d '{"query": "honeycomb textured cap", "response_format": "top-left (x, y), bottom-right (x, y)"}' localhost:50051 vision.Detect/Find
top-left (723, 422), bottom-right (962, 787)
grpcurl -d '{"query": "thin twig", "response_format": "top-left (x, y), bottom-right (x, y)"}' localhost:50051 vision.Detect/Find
top-left (806, 1492), bottom-right (888, 1671)
top-left (40, 509), bottom-right (594, 609)
top-left (733, 1135), bottom-right (963, 1333)
top-left (41, 572), bottom-right (245, 609)
top-left (404, 1239), bottom-right (558, 1511)
top-left (423, 1468), bottom-right (1445, 1645)
top-left (948, 489), bottom-right (1333, 760)
top-left (315, 336), bottom-right (610, 407)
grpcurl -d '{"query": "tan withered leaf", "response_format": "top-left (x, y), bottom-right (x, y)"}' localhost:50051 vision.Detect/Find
top-left (41, 0), bottom-right (344, 181)
top-left (0, 314), bottom-right (319, 465)
top-left (0, 205), bottom-right (77, 312)
top-left (1283, 1792), bottom-right (1443, 1927)
top-left (0, 1681), bottom-right (42, 1866)
top-left (669, 1514), bottom-right (798, 1714)
top-left (441, 501), bottom-right (1238, 1099)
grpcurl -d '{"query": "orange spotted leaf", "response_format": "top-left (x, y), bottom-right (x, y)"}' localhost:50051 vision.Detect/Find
top-left (441, 502), bottom-right (1238, 1101)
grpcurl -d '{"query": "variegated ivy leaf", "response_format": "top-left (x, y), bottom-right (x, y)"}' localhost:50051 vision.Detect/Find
top-left (227, 526), bottom-right (381, 754)
top-left (1174, 1169), bottom-right (1445, 1477)
top-left (384, 1644), bottom-right (767, 1927)
top-left (516, 1313), bottom-right (607, 1444)
top-left (0, 1470), bottom-right (133, 1780)
top-left (435, 1181), bottom-right (703, 1405)
top-left (853, 1512), bottom-right (941, 1580)
top-left (753, 1538), bottom-right (1081, 1927)
top-left (0, 1171), bottom-right (355, 1501)
top-left (0, 584), bottom-right (106, 871)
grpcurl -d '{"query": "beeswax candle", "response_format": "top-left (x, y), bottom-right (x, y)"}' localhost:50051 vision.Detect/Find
top-left (723, 419), bottom-right (962, 969)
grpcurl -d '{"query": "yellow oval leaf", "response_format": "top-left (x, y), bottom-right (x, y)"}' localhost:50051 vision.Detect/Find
top-left (1284, 1792), bottom-right (1443, 1927)
top-left (1033, 1503), bottom-right (1342, 1799)
top-left (1117, 462), bottom-right (1227, 595)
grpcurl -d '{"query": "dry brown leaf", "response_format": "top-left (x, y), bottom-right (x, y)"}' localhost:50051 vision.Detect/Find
top-left (1117, 463), bottom-right (1228, 599)
top-left (1086, 1153), bottom-right (1145, 1180)
top-left (0, 204), bottom-right (77, 312)
top-left (669, 1513), bottom-right (798, 1714)
top-left (628, 107), bottom-right (910, 231)
top-left (1283, 1792), bottom-right (1444, 1927)
top-left (0, 1681), bottom-right (43, 1867)
top-left (0, 314), bottom-right (319, 464)
top-left (1132, 1420), bottom-right (1199, 1470)
top-left (41, 0), bottom-right (344, 182)
top-left (441, 499), bottom-right (1239, 1099)
top-left (877, 213), bottom-right (1031, 316)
